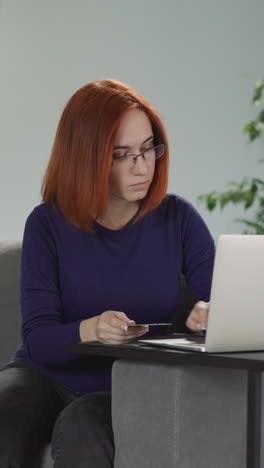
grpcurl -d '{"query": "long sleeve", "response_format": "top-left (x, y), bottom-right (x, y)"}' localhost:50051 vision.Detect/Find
top-left (180, 200), bottom-right (215, 302)
top-left (20, 206), bottom-right (83, 366)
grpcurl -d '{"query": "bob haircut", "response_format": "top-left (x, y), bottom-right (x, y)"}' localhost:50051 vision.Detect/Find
top-left (41, 79), bottom-right (169, 233)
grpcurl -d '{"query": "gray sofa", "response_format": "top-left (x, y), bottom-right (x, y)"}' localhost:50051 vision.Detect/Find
top-left (1, 241), bottom-right (261, 468)
top-left (0, 241), bottom-right (53, 467)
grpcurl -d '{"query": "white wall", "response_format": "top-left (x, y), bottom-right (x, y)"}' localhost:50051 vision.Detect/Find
top-left (1, 0), bottom-right (263, 241)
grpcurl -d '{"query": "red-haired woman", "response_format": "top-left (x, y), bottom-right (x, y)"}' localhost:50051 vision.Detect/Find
top-left (0, 79), bottom-right (215, 467)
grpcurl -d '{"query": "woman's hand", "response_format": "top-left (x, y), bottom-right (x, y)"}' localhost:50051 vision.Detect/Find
top-left (185, 301), bottom-right (210, 332)
top-left (80, 310), bottom-right (149, 344)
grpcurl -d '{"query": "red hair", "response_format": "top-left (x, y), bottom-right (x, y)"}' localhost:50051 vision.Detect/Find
top-left (41, 79), bottom-right (169, 232)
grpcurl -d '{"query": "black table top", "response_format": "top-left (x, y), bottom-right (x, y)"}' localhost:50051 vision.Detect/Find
top-left (69, 334), bottom-right (264, 371)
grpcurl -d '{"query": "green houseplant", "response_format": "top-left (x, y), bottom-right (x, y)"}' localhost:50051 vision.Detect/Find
top-left (198, 79), bottom-right (264, 234)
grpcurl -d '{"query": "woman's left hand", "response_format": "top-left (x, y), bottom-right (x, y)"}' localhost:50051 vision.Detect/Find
top-left (185, 301), bottom-right (210, 332)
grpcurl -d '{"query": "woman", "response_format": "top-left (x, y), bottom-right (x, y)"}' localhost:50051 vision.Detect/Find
top-left (0, 79), bottom-right (215, 467)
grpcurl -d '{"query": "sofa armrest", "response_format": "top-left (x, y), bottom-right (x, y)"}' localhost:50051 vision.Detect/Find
top-left (0, 241), bottom-right (22, 367)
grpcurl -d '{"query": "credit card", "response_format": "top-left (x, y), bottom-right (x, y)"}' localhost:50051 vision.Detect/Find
top-left (128, 323), bottom-right (173, 327)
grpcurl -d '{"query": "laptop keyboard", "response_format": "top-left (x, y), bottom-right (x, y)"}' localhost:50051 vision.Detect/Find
top-left (183, 336), bottom-right (206, 344)
top-left (138, 336), bottom-right (206, 350)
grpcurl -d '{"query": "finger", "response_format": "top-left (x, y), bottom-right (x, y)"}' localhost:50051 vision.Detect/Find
top-left (109, 315), bottom-right (146, 332)
top-left (97, 321), bottom-right (127, 339)
top-left (186, 313), bottom-right (207, 331)
top-left (185, 313), bottom-right (204, 331)
top-left (101, 333), bottom-right (131, 343)
top-left (191, 311), bottom-right (208, 327)
top-left (102, 332), bottom-right (144, 344)
top-left (193, 301), bottom-right (209, 314)
top-left (99, 324), bottom-right (148, 341)
top-left (113, 311), bottom-right (134, 325)
top-left (191, 302), bottom-right (209, 322)
top-left (106, 318), bottom-right (130, 332)
top-left (107, 331), bottom-right (148, 345)
top-left (185, 316), bottom-right (199, 331)
top-left (108, 316), bottom-right (136, 332)
top-left (127, 328), bottom-right (149, 337)
top-left (116, 326), bottom-right (149, 338)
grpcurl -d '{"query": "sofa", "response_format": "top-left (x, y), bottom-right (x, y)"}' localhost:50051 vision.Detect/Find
top-left (0, 241), bottom-right (53, 467)
top-left (1, 240), bottom-right (260, 468)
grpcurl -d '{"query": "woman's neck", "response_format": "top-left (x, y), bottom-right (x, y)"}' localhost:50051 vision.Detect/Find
top-left (96, 200), bottom-right (140, 230)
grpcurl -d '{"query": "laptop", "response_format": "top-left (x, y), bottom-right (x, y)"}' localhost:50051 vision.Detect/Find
top-left (139, 234), bottom-right (264, 353)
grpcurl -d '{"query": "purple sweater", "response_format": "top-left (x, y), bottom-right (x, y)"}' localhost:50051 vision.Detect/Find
top-left (13, 193), bottom-right (215, 394)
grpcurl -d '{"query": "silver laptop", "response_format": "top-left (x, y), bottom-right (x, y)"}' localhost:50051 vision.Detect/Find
top-left (139, 234), bottom-right (264, 353)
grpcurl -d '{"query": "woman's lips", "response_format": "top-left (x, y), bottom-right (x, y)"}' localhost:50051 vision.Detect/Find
top-left (131, 182), bottom-right (148, 189)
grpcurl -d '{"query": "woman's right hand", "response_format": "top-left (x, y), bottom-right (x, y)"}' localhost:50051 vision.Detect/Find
top-left (80, 310), bottom-right (149, 344)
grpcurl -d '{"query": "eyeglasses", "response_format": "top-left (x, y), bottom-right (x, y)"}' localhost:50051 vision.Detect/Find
top-left (112, 144), bottom-right (165, 168)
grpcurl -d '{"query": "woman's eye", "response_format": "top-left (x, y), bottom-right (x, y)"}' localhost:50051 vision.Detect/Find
top-left (113, 153), bottom-right (127, 159)
top-left (113, 147), bottom-right (153, 159)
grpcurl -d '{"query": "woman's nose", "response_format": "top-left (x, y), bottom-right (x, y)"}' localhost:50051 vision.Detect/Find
top-left (132, 154), bottom-right (149, 173)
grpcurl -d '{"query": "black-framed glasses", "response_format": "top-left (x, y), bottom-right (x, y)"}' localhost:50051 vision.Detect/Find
top-left (112, 144), bottom-right (166, 167)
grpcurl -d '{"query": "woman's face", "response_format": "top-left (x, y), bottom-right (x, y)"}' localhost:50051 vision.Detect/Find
top-left (109, 108), bottom-right (156, 204)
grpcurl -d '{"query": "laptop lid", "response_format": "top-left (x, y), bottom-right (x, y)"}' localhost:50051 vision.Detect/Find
top-left (205, 234), bottom-right (264, 352)
top-left (139, 235), bottom-right (264, 353)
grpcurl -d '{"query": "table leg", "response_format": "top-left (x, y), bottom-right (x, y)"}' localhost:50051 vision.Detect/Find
top-left (247, 370), bottom-right (262, 468)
